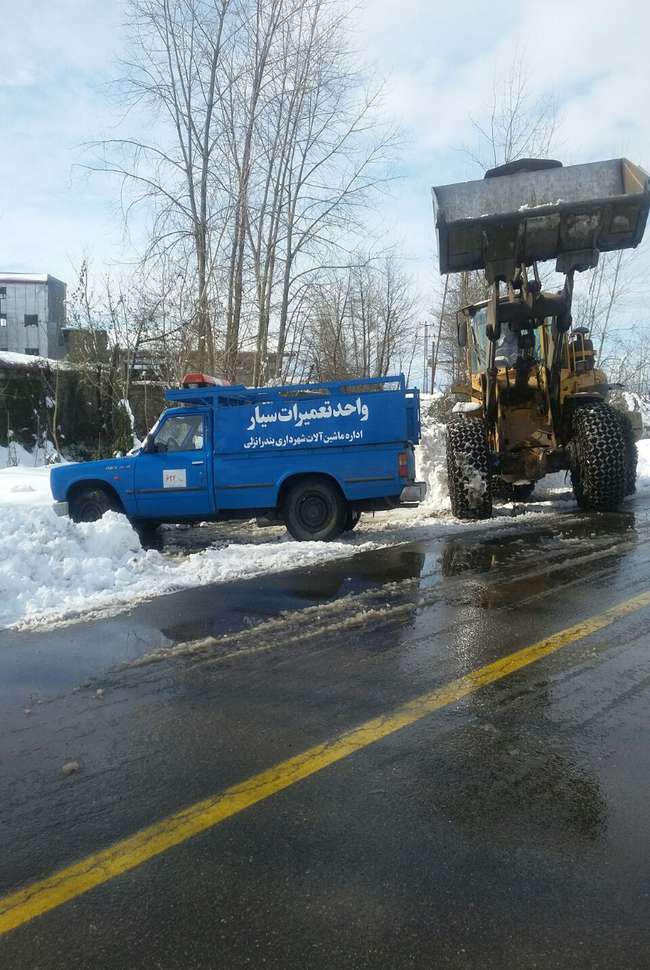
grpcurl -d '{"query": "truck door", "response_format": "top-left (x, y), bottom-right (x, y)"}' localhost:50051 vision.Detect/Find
top-left (133, 409), bottom-right (215, 519)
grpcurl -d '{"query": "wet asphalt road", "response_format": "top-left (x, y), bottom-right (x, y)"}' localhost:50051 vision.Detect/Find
top-left (2, 496), bottom-right (650, 969)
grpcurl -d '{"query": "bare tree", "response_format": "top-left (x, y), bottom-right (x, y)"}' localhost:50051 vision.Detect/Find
top-left (435, 55), bottom-right (559, 390)
top-left (304, 256), bottom-right (417, 381)
top-left (90, 0), bottom-right (396, 385)
top-left (463, 55), bottom-right (558, 172)
top-left (90, 0), bottom-right (234, 370)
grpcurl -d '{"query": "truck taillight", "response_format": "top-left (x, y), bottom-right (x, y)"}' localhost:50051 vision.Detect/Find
top-left (398, 451), bottom-right (409, 478)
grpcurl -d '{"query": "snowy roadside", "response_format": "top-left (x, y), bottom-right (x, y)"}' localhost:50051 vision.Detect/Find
top-left (2, 416), bottom-right (650, 634)
top-left (0, 504), bottom-right (379, 631)
top-left (0, 467), bottom-right (380, 631)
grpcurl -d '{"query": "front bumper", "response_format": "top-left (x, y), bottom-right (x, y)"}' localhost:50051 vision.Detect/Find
top-left (52, 501), bottom-right (69, 517)
top-left (400, 482), bottom-right (427, 506)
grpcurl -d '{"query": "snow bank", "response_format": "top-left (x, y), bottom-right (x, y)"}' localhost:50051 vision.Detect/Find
top-left (1, 438), bottom-right (63, 469)
top-left (0, 466), bottom-right (53, 506)
top-left (637, 439), bottom-right (650, 487)
top-left (0, 350), bottom-right (61, 369)
top-left (0, 507), bottom-right (375, 630)
top-left (1, 440), bottom-right (41, 468)
top-left (0, 464), bottom-right (376, 630)
top-left (414, 399), bottom-right (450, 514)
top-left (611, 389), bottom-right (650, 437)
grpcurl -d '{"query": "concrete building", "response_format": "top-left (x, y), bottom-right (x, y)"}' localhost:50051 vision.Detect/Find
top-left (0, 273), bottom-right (67, 359)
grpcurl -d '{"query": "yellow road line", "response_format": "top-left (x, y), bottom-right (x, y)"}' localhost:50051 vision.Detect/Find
top-left (3, 588), bottom-right (650, 937)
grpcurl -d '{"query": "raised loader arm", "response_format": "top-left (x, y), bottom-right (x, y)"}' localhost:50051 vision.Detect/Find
top-left (433, 157), bottom-right (650, 433)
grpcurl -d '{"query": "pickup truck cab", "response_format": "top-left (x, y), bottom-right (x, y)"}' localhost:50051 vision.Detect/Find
top-left (50, 373), bottom-right (426, 541)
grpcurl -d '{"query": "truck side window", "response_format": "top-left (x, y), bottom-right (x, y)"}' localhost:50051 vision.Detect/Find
top-left (155, 414), bottom-right (205, 453)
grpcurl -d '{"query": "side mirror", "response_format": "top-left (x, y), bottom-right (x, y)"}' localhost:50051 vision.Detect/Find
top-left (142, 435), bottom-right (157, 454)
top-left (457, 317), bottom-right (467, 348)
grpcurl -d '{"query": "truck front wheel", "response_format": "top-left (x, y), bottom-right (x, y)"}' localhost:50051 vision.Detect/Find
top-left (69, 486), bottom-right (121, 523)
top-left (283, 477), bottom-right (347, 541)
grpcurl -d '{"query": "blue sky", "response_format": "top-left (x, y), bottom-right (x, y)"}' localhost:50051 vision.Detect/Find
top-left (1, 0), bottom-right (649, 317)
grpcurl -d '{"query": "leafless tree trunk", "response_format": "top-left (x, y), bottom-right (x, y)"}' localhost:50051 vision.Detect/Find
top-left (88, 0), bottom-right (396, 386)
top-left (89, 0), bottom-right (233, 371)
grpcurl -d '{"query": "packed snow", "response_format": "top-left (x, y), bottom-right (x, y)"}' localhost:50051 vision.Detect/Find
top-left (0, 505), bottom-right (376, 630)
top-left (0, 350), bottom-right (62, 369)
top-left (0, 461), bottom-right (379, 629)
top-left (2, 412), bottom-right (650, 632)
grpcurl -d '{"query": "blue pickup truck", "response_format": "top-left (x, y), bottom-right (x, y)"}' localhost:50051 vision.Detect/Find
top-left (50, 373), bottom-right (426, 541)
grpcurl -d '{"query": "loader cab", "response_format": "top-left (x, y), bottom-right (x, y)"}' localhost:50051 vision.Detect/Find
top-left (462, 301), bottom-right (544, 374)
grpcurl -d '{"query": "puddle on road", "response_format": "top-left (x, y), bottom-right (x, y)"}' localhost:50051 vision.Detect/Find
top-left (2, 498), bottom-right (648, 703)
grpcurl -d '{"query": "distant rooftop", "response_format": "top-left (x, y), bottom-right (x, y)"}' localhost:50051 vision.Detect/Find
top-left (0, 273), bottom-right (65, 285)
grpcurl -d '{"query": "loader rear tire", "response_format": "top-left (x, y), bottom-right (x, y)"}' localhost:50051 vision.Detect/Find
top-left (446, 417), bottom-right (492, 520)
top-left (570, 404), bottom-right (626, 512)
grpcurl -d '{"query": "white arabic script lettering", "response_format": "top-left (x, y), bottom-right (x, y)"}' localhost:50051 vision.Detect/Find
top-left (246, 397), bottom-right (369, 432)
top-left (243, 429), bottom-right (364, 450)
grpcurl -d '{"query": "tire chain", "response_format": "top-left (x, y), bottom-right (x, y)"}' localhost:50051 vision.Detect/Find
top-left (614, 411), bottom-right (638, 496)
top-left (446, 417), bottom-right (492, 519)
top-left (570, 404), bottom-right (626, 511)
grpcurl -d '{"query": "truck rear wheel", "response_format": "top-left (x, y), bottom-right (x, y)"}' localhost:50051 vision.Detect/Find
top-left (570, 404), bottom-right (626, 511)
top-left (446, 417), bottom-right (492, 520)
top-left (283, 477), bottom-right (347, 541)
top-left (70, 486), bottom-right (121, 523)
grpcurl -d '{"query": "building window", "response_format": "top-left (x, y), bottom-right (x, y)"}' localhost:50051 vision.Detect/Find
top-left (0, 313), bottom-right (6, 327)
top-left (24, 314), bottom-right (39, 326)
top-left (25, 348), bottom-right (40, 356)
top-left (0, 287), bottom-right (6, 296)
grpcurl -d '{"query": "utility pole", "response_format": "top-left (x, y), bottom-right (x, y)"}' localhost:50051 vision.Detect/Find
top-left (423, 321), bottom-right (429, 393)
top-left (431, 275), bottom-right (449, 394)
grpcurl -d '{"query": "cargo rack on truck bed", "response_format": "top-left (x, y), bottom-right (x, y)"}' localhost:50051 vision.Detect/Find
top-left (166, 374), bottom-right (408, 405)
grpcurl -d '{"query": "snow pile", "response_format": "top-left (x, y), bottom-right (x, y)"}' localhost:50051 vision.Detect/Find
top-left (610, 388), bottom-right (650, 437)
top-left (0, 466), bottom-right (53, 506)
top-left (414, 400), bottom-right (450, 514)
top-left (0, 440), bottom-right (41, 468)
top-left (0, 350), bottom-right (62, 369)
top-left (0, 506), bottom-right (375, 630)
top-left (118, 398), bottom-right (142, 450)
top-left (637, 439), bottom-right (650, 488)
top-left (1, 438), bottom-right (64, 469)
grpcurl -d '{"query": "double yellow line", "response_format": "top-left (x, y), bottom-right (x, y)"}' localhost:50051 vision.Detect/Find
top-left (3, 587), bottom-right (650, 937)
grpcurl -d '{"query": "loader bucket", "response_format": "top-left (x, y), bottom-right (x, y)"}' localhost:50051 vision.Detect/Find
top-left (432, 158), bottom-right (650, 279)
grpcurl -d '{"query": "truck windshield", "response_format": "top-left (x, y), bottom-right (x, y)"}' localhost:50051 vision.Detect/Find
top-left (155, 414), bottom-right (205, 452)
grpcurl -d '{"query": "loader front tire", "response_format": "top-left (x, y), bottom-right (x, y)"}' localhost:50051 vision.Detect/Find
top-left (570, 404), bottom-right (626, 512)
top-left (446, 417), bottom-right (492, 520)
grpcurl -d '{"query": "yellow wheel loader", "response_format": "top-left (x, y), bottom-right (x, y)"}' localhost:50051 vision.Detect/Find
top-left (432, 157), bottom-right (650, 519)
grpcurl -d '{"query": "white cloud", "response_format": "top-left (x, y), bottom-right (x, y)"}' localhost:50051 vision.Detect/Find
top-left (1, 0), bottom-right (649, 320)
